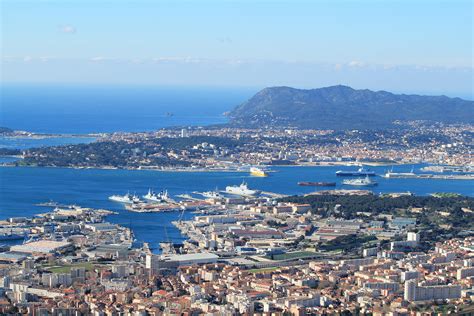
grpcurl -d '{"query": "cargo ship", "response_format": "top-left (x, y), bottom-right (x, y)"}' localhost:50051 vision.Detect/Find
top-left (336, 167), bottom-right (376, 177)
top-left (250, 167), bottom-right (268, 177)
top-left (298, 181), bottom-right (336, 187)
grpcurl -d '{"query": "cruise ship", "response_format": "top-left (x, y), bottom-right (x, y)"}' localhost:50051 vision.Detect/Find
top-left (109, 192), bottom-right (140, 204)
top-left (250, 167), bottom-right (268, 177)
top-left (226, 181), bottom-right (261, 196)
top-left (143, 189), bottom-right (171, 202)
top-left (342, 176), bottom-right (378, 187)
top-left (336, 167), bottom-right (376, 177)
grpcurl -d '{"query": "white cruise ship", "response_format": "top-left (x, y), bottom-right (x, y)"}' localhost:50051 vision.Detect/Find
top-left (109, 192), bottom-right (140, 204)
top-left (226, 181), bottom-right (261, 196)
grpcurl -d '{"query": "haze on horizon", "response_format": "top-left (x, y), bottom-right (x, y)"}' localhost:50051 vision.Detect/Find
top-left (1, 0), bottom-right (473, 98)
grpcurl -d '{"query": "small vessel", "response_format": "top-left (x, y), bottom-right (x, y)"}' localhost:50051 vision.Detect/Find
top-left (0, 231), bottom-right (26, 241)
top-left (382, 167), bottom-right (416, 178)
top-left (336, 167), bottom-right (376, 177)
top-left (298, 181), bottom-right (336, 187)
top-left (143, 189), bottom-right (170, 202)
top-left (343, 176), bottom-right (378, 187)
top-left (109, 192), bottom-right (140, 204)
top-left (202, 188), bottom-right (223, 199)
top-left (250, 167), bottom-right (268, 177)
top-left (226, 181), bottom-right (261, 196)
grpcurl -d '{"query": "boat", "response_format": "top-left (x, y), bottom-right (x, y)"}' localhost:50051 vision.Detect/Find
top-left (0, 231), bottom-right (26, 241)
top-left (202, 188), bottom-right (223, 199)
top-left (143, 189), bottom-right (171, 202)
top-left (336, 167), bottom-right (376, 177)
top-left (298, 181), bottom-right (336, 187)
top-left (250, 167), bottom-right (268, 177)
top-left (382, 167), bottom-right (416, 178)
top-left (108, 192), bottom-right (140, 204)
top-left (342, 176), bottom-right (378, 187)
top-left (226, 181), bottom-right (261, 196)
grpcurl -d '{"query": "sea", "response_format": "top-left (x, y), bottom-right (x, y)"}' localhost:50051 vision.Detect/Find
top-left (0, 84), bottom-right (473, 252)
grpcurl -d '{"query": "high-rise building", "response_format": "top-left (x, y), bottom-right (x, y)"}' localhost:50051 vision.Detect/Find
top-left (404, 280), bottom-right (461, 302)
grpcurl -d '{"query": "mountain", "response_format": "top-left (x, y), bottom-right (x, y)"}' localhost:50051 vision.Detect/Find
top-left (228, 85), bottom-right (474, 130)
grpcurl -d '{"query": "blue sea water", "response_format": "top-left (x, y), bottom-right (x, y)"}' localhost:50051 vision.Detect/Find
top-left (0, 164), bottom-right (472, 251)
top-left (0, 136), bottom-right (97, 150)
top-left (0, 84), bottom-right (256, 134)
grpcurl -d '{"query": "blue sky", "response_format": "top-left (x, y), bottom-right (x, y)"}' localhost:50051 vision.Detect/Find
top-left (1, 0), bottom-right (473, 96)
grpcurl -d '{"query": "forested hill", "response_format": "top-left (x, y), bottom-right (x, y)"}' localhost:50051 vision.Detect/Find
top-left (228, 85), bottom-right (474, 130)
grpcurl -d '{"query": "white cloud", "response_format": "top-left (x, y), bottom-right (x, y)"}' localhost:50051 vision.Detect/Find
top-left (89, 56), bottom-right (106, 62)
top-left (60, 25), bottom-right (76, 34)
top-left (347, 60), bottom-right (366, 67)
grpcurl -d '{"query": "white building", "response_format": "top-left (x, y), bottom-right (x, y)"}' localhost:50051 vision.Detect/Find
top-left (404, 280), bottom-right (461, 302)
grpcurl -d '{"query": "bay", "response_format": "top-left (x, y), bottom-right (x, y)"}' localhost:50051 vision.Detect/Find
top-left (0, 136), bottom-right (97, 150)
top-left (0, 164), bottom-right (472, 251)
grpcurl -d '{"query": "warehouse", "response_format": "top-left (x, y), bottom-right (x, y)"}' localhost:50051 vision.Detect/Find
top-left (10, 240), bottom-right (72, 255)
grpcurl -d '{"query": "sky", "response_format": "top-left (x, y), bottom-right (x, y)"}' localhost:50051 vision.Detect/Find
top-left (1, 0), bottom-right (473, 97)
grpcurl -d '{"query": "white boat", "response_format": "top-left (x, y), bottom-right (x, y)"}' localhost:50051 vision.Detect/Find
top-left (342, 176), bottom-right (378, 187)
top-left (226, 181), bottom-right (261, 196)
top-left (109, 192), bottom-right (140, 204)
top-left (202, 188), bottom-right (223, 199)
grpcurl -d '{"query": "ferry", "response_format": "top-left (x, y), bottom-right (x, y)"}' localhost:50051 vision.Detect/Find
top-left (298, 181), bottom-right (336, 187)
top-left (342, 176), bottom-right (378, 187)
top-left (109, 192), bottom-right (141, 204)
top-left (226, 181), bottom-right (261, 196)
top-left (250, 167), bottom-right (268, 177)
top-left (143, 189), bottom-right (171, 202)
top-left (336, 167), bottom-right (376, 177)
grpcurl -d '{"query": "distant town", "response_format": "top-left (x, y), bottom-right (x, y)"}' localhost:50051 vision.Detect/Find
top-left (1, 121), bottom-right (473, 170)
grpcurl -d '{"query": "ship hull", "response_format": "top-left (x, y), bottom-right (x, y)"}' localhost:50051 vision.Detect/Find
top-left (298, 182), bottom-right (336, 187)
top-left (336, 171), bottom-right (376, 176)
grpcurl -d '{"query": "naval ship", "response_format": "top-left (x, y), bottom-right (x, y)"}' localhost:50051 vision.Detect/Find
top-left (226, 181), bottom-right (261, 196)
top-left (109, 192), bottom-right (141, 204)
top-left (202, 188), bottom-right (223, 199)
top-left (342, 176), bottom-right (378, 187)
top-left (143, 189), bottom-right (171, 202)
